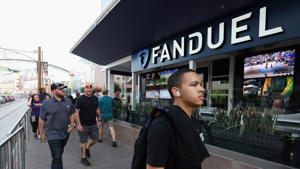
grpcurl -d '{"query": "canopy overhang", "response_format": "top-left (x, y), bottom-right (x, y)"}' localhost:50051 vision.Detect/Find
top-left (71, 0), bottom-right (258, 66)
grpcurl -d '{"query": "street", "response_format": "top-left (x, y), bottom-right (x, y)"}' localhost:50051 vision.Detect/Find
top-left (0, 99), bottom-right (28, 143)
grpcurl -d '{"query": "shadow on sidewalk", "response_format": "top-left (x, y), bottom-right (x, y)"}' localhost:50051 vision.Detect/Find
top-left (25, 130), bottom-right (133, 169)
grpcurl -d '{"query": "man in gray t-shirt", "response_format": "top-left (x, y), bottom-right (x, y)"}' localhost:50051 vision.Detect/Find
top-left (39, 82), bottom-right (75, 169)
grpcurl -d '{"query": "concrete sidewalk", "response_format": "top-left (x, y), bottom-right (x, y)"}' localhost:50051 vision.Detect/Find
top-left (25, 130), bottom-right (133, 169)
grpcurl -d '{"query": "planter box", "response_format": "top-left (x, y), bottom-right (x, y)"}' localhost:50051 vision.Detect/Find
top-left (205, 126), bottom-right (288, 164)
top-left (131, 111), bottom-right (148, 125)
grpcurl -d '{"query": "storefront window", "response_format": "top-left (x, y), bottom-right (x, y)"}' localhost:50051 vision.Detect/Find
top-left (211, 77), bottom-right (229, 109)
top-left (141, 69), bottom-right (179, 106)
top-left (211, 58), bottom-right (230, 109)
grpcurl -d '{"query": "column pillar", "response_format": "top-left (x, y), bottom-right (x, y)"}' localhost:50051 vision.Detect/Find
top-left (106, 69), bottom-right (110, 91)
top-left (137, 74), bottom-right (141, 103)
top-left (106, 69), bottom-right (114, 97)
top-left (110, 73), bottom-right (114, 97)
top-left (121, 75), bottom-right (126, 96)
top-left (189, 60), bottom-right (196, 71)
top-left (131, 72), bottom-right (137, 111)
top-left (228, 55), bottom-right (235, 112)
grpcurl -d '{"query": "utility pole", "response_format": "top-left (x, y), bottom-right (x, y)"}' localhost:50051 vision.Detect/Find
top-left (37, 47), bottom-right (41, 94)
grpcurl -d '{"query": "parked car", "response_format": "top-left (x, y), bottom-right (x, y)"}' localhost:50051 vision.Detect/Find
top-left (1, 96), bottom-right (8, 103)
top-left (10, 95), bottom-right (15, 101)
top-left (7, 96), bottom-right (12, 102)
top-left (0, 97), bottom-right (4, 104)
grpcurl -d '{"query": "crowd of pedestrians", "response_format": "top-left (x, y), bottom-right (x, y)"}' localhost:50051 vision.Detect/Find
top-left (29, 69), bottom-right (209, 169)
top-left (27, 83), bottom-right (119, 169)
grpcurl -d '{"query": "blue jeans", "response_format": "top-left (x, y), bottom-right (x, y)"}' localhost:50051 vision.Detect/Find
top-left (48, 136), bottom-right (69, 169)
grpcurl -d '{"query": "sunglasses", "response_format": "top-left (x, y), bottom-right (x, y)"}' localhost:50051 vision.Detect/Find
top-left (58, 88), bottom-right (65, 91)
top-left (85, 85), bottom-right (92, 89)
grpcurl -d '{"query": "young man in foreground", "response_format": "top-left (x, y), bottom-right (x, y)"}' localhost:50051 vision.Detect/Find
top-left (146, 69), bottom-right (209, 169)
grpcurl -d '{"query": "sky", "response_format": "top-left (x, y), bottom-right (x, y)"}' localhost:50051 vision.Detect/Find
top-left (0, 0), bottom-right (101, 72)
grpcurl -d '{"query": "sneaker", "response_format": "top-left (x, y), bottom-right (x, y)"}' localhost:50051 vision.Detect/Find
top-left (98, 139), bottom-right (103, 143)
top-left (81, 158), bottom-right (91, 166)
top-left (38, 138), bottom-right (42, 143)
top-left (86, 149), bottom-right (90, 158)
top-left (112, 141), bottom-right (117, 147)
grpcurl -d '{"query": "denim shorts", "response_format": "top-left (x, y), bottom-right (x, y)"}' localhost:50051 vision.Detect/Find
top-left (78, 124), bottom-right (99, 143)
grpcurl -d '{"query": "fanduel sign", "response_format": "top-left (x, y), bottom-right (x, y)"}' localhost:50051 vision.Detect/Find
top-left (132, 1), bottom-right (300, 72)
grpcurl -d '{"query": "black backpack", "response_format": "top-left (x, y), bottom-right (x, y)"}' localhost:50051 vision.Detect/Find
top-left (131, 107), bottom-right (168, 169)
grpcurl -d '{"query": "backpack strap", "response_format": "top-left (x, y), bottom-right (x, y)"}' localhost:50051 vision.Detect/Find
top-left (145, 106), bottom-right (164, 128)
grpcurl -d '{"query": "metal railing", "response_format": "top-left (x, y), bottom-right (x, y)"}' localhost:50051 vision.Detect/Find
top-left (0, 104), bottom-right (30, 169)
top-left (0, 127), bottom-right (26, 169)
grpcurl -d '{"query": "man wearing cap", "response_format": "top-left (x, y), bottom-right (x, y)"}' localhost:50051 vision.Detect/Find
top-left (39, 85), bottom-right (48, 102)
top-left (75, 84), bottom-right (101, 166)
top-left (39, 82), bottom-right (75, 169)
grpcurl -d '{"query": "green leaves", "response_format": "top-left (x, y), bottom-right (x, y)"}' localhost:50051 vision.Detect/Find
top-left (212, 103), bottom-right (278, 135)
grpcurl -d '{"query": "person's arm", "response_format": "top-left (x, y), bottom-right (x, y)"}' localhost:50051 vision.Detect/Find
top-left (27, 97), bottom-right (32, 107)
top-left (75, 109), bottom-right (83, 132)
top-left (68, 114), bottom-right (74, 133)
top-left (39, 118), bottom-right (46, 142)
top-left (96, 107), bottom-right (101, 128)
top-left (68, 102), bottom-right (75, 133)
top-left (39, 103), bottom-right (47, 142)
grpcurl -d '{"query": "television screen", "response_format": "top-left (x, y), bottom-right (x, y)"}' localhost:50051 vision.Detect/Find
top-left (160, 69), bottom-right (178, 85)
top-left (146, 72), bottom-right (160, 86)
top-left (243, 76), bottom-right (293, 97)
top-left (159, 89), bottom-right (171, 99)
top-left (146, 90), bottom-right (159, 98)
top-left (244, 49), bottom-right (295, 79)
top-left (160, 70), bottom-right (169, 85)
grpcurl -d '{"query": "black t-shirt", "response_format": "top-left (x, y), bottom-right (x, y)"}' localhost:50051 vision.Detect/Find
top-left (76, 95), bottom-right (98, 125)
top-left (146, 114), bottom-right (204, 169)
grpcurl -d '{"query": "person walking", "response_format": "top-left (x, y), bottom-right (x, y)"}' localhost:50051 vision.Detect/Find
top-left (74, 92), bottom-right (81, 104)
top-left (39, 82), bottom-right (75, 169)
top-left (126, 95), bottom-right (131, 122)
top-left (98, 89), bottom-right (117, 147)
top-left (142, 69), bottom-right (209, 169)
top-left (27, 94), bottom-right (42, 140)
top-left (38, 86), bottom-right (48, 102)
top-left (75, 84), bottom-right (101, 166)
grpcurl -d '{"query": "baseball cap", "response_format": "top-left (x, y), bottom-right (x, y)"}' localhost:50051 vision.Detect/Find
top-left (51, 82), bottom-right (67, 91)
top-left (39, 85), bottom-right (45, 90)
top-left (102, 89), bottom-right (109, 94)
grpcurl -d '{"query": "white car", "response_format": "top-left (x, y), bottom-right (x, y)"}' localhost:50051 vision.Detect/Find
top-left (0, 96), bottom-right (4, 104)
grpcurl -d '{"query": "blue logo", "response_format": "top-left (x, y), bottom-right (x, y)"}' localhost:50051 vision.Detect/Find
top-left (138, 49), bottom-right (150, 69)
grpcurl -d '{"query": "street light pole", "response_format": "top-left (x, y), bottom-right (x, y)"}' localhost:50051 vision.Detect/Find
top-left (37, 47), bottom-right (41, 94)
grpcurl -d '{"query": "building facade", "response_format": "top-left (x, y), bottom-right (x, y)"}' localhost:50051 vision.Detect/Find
top-left (72, 0), bottom-right (300, 168)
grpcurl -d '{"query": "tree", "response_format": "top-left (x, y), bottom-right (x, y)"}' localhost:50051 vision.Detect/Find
top-left (114, 82), bottom-right (121, 92)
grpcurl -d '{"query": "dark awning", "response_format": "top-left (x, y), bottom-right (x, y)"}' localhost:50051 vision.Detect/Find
top-left (71, 0), bottom-right (258, 65)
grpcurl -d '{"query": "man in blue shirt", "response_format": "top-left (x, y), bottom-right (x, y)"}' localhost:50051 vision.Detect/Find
top-left (39, 82), bottom-right (75, 169)
top-left (98, 89), bottom-right (117, 147)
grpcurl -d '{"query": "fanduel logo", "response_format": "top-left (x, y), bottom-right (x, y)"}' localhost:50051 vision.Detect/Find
top-left (138, 49), bottom-right (150, 69)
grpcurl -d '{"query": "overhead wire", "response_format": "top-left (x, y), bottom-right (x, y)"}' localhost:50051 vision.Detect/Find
top-left (0, 47), bottom-right (37, 61)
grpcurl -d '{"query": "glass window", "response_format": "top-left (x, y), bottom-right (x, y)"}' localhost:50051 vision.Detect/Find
top-left (211, 76), bottom-right (229, 109)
